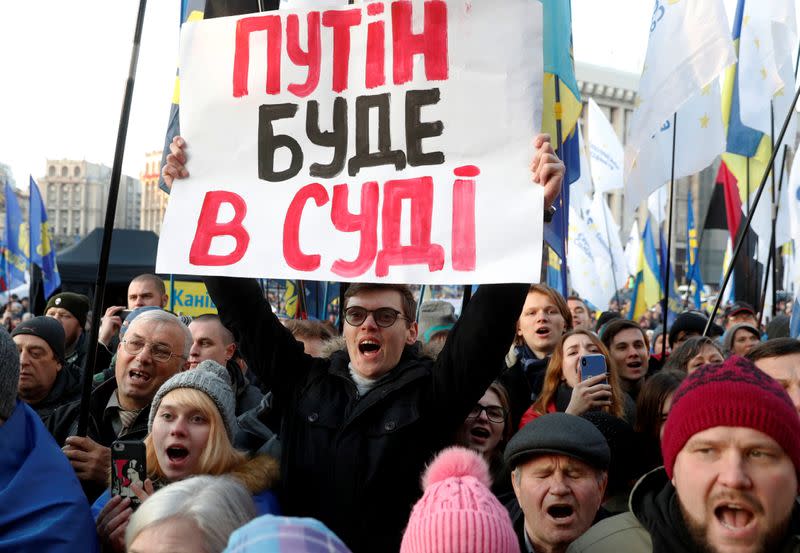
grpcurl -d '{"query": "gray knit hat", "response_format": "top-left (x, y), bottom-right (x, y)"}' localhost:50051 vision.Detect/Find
top-left (148, 360), bottom-right (237, 440)
top-left (0, 326), bottom-right (20, 421)
top-left (418, 300), bottom-right (457, 343)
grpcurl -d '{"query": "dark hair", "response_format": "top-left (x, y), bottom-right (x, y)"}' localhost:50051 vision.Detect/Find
top-left (344, 283), bottom-right (417, 323)
top-left (747, 337), bottom-right (800, 362)
top-left (662, 336), bottom-right (723, 373)
top-left (131, 273), bottom-right (166, 296)
top-left (600, 318), bottom-right (649, 350)
top-left (190, 314), bottom-right (235, 345)
top-left (283, 319), bottom-right (336, 341)
top-left (634, 370), bottom-right (686, 440)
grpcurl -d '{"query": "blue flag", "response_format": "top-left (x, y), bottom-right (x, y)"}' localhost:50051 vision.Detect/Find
top-left (658, 228), bottom-right (682, 328)
top-left (685, 190), bottom-right (703, 308)
top-left (29, 177), bottom-right (60, 298)
top-left (4, 181), bottom-right (28, 288)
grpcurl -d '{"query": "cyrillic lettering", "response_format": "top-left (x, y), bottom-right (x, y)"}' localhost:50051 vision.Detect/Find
top-left (307, 97), bottom-right (348, 178)
top-left (348, 93), bottom-right (406, 176)
top-left (392, 1), bottom-right (449, 85)
top-left (321, 8), bottom-right (362, 93)
top-left (189, 191), bottom-right (250, 266)
top-left (452, 166), bottom-right (478, 271)
top-left (233, 15), bottom-right (282, 97)
top-left (365, 3), bottom-right (386, 89)
top-left (405, 88), bottom-right (444, 167)
top-left (258, 103), bottom-right (303, 182)
top-left (375, 177), bottom-right (444, 276)
top-left (283, 183), bottom-right (330, 271)
top-left (286, 12), bottom-right (321, 98)
top-left (330, 182), bottom-right (379, 277)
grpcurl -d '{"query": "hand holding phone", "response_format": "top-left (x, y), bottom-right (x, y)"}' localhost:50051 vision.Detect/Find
top-left (566, 354), bottom-right (613, 416)
top-left (580, 354), bottom-right (608, 384)
top-left (111, 440), bottom-right (147, 509)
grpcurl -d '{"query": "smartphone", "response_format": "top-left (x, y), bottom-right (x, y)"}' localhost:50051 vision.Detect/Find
top-left (118, 309), bottom-right (132, 321)
top-left (580, 354), bottom-right (607, 384)
top-left (111, 440), bottom-right (147, 508)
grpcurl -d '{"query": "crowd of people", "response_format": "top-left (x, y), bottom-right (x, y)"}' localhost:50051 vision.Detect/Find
top-left (3, 135), bottom-right (800, 553)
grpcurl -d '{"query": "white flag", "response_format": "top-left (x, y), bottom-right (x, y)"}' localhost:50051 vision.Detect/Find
top-left (648, 186), bottom-right (668, 225)
top-left (627, 81), bottom-right (727, 216)
top-left (588, 98), bottom-right (624, 193)
top-left (624, 0), bottom-right (735, 214)
top-left (588, 193), bottom-right (628, 294)
top-left (739, 0), bottom-right (797, 135)
top-left (568, 206), bottom-right (618, 310)
top-left (570, 122), bottom-right (593, 215)
top-left (624, 219), bottom-right (640, 278)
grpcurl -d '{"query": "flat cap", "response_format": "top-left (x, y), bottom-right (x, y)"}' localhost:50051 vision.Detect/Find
top-left (504, 413), bottom-right (610, 471)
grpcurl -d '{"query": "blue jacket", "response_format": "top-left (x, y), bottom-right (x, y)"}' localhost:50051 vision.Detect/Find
top-left (0, 400), bottom-right (99, 552)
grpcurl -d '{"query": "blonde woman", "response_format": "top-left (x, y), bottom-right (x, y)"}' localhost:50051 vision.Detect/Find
top-left (94, 361), bottom-right (279, 553)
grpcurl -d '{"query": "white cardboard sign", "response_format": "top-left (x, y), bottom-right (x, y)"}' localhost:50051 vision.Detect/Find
top-left (157, 0), bottom-right (543, 283)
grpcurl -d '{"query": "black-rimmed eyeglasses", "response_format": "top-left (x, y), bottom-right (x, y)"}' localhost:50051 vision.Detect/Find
top-left (344, 306), bottom-right (408, 328)
top-left (466, 404), bottom-right (507, 423)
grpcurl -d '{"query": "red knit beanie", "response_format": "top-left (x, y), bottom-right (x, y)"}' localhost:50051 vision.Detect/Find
top-left (400, 447), bottom-right (520, 553)
top-left (661, 355), bottom-right (800, 479)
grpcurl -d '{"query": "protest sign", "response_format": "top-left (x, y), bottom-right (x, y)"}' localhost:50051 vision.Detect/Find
top-left (157, 0), bottom-right (544, 283)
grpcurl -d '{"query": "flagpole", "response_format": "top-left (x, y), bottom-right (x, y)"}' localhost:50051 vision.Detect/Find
top-left (704, 82), bottom-right (800, 336)
top-left (77, 0), bottom-right (147, 437)
top-left (554, 76), bottom-right (568, 296)
top-left (660, 113), bottom-right (677, 360)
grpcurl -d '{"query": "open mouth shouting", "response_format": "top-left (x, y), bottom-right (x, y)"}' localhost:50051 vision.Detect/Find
top-left (534, 325), bottom-right (552, 341)
top-left (163, 443), bottom-right (192, 475)
top-left (469, 425), bottom-right (491, 444)
top-left (625, 358), bottom-right (644, 378)
top-left (545, 502), bottom-right (576, 525)
top-left (713, 501), bottom-right (758, 539)
top-left (358, 337), bottom-right (382, 359)
top-left (127, 368), bottom-right (152, 386)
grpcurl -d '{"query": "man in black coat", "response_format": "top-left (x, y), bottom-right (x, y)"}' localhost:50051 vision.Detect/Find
top-left (164, 133), bottom-right (564, 551)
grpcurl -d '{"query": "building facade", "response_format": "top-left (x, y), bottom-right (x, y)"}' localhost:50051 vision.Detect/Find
top-left (38, 160), bottom-right (141, 250)
top-left (140, 150), bottom-right (169, 235)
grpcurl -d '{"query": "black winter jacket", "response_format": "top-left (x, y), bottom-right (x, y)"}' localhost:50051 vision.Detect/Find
top-left (32, 361), bottom-right (83, 428)
top-left (206, 276), bottom-right (527, 553)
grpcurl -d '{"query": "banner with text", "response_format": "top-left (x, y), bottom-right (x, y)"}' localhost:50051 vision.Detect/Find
top-left (157, 0), bottom-right (543, 283)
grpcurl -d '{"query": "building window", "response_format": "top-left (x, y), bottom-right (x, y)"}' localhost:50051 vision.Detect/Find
top-left (73, 166), bottom-right (81, 178)
top-left (61, 166), bottom-right (68, 177)
top-left (49, 166), bottom-right (56, 177)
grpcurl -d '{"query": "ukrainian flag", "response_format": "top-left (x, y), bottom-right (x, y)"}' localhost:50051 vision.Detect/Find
top-left (629, 218), bottom-right (662, 322)
top-left (541, 0), bottom-right (581, 293)
top-left (720, 0), bottom-right (771, 202)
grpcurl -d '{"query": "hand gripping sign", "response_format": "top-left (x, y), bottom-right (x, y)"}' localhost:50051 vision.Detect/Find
top-left (157, 0), bottom-right (544, 284)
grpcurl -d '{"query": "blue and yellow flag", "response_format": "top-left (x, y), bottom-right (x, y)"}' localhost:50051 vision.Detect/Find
top-left (686, 190), bottom-right (703, 308)
top-left (541, 0), bottom-right (581, 294)
top-left (29, 177), bottom-right (60, 298)
top-left (158, 0), bottom-right (206, 193)
top-left (721, 0), bottom-right (771, 201)
top-left (4, 181), bottom-right (28, 288)
top-left (629, 218), bottom-right (662, 322)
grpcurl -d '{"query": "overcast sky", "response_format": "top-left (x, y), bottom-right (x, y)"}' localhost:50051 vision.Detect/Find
top-left (0, 0), bottom-right (774, 190)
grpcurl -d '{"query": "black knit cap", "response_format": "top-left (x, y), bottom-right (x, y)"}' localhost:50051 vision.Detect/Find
top-left (504, 412), bottom-right (610, 471)
top-left (668, 311), bottom-right (709, 347)
top-left (11, 316), bottom-right (66, 363)
top-left (45, 292), bottom-right (91, 328)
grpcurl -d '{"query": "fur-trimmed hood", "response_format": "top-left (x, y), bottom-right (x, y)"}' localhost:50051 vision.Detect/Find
top-left (319, 335), bottom-right (443, 360)
top-left (229, 454), bottom-right (280, 495)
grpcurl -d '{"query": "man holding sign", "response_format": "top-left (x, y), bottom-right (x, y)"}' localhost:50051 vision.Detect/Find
top-left (160, 1), bottom-right (558, 550)
top-left (164, 132), bottom-right (561, 551)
